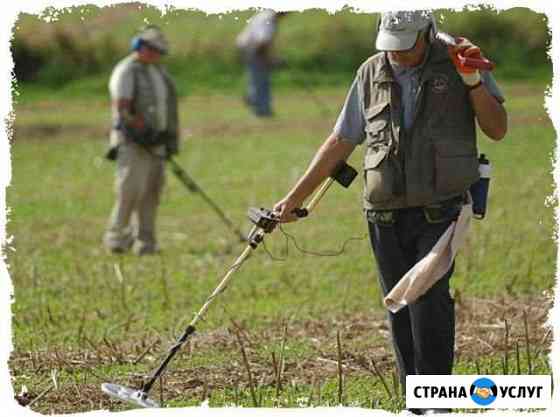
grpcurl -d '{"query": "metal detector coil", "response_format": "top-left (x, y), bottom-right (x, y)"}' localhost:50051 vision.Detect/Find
top-left (101, 383), bottom-right (159, 408)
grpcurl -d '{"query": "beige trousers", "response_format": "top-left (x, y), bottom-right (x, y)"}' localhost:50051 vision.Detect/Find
top-left (104, 142), bottom-right (166, 254)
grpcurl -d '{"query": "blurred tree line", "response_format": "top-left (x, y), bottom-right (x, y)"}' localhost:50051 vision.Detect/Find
top-left (11, 4), bottom-right (552, 93)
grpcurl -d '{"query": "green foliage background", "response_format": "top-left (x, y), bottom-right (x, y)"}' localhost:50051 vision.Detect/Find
top-left (12, 4), bottom-right (552, 98)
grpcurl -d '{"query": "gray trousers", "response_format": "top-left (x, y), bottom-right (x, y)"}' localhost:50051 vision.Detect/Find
top-left (367, 206), bottom-right (458, 395)
top-left (104, 142), bottom-right (165, 253)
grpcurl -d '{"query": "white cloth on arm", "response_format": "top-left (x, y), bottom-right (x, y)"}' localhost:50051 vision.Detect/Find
top-left (383, 203), bottom-right (473, 313)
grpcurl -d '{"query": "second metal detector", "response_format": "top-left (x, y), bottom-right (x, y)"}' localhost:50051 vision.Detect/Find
top-left (101, 161), bottom-right (357, 408)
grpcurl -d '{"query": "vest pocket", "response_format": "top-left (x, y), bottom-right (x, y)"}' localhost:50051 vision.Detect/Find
top-left (363, 148), bottom-right (403, 204)
top-left (365, 102), bottom-right (391, 146)
top-left (433, 140), bottom-right (479, 196)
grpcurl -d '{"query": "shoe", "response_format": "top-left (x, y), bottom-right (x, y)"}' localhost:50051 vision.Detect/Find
top-left (255, 110), bottom-right (274, 118)
top-left (406, 409), bottom-right (424, 415)
top-left (133, 243), bottom-right (159, 256)
top-left (423, 409), bottom-right (452, 415)
top-left (103, 230), bottom-right (133, 254)
top-left (107, 245), bottom-right (128, 255)
top-left (243, 94), bottom-right (253, 107)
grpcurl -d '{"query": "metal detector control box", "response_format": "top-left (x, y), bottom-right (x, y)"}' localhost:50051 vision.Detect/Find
top-left (248, 207), bottom-right (278, 233)
top-left (332, 161), bottom-right (358, 188)
top-left (246, 161), bottom-right (357, 239)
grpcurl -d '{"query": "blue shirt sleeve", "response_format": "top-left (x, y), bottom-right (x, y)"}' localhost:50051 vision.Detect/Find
top-left (332, 78), bottom-right (366, 146)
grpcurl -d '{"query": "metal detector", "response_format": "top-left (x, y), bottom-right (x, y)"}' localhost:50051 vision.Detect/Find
top-left (101, 161), bottom-right (357, 408)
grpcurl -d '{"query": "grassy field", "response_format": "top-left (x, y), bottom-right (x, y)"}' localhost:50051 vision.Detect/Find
top-left (6, 77), bottom-right (556, 412)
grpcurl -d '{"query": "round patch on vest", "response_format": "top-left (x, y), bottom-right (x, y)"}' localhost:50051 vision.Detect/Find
top-left (431, 74), bottom-right (449, 94)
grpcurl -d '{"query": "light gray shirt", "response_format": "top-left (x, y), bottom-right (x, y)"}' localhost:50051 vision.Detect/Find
top-left (236, 10), bottom-right (277, 52)
top-left (109, 60), bottom-right (168, 132)
top-left (333, 53), bottom-right (505, 146)
top-left (146, 65), bottom-right (168, 132)
top-left (392, 62), bottom-right (423, 131)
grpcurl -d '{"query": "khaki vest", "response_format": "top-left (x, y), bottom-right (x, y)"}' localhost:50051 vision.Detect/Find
top-left (112, 54), bottom-right (180, 153)
top-left (358, 43), bottom-right (479, 211)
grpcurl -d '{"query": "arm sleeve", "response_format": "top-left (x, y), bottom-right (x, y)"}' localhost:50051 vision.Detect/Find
top-left (332, 77), bottom-right (367, 146)
top-left (109, 62), bottom-right (134, 100)
top-left (481, 71), bottom-right (505, 103)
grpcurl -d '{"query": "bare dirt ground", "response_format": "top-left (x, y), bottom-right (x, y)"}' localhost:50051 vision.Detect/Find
top-left (10, 292), bottom-right (554, 413)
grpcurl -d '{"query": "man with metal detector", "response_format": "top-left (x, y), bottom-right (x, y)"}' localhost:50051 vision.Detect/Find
top-left (103, 26), bottom-right (179, 255)
top-left (274, 10), bottom-right (507, 415)
top-left (236, 10), bottom-right (289, 117)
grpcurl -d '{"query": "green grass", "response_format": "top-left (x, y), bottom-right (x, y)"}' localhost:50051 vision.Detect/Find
top-left (6, 79), bottom-right (555, 412)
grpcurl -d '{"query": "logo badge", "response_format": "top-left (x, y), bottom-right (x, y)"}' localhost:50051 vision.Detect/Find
top-left (432, 74), bottom-right (449, 94)
top-left (470, 377), bottom-right (498, 406)
top-left (407, 375), bottom-right (551, 409)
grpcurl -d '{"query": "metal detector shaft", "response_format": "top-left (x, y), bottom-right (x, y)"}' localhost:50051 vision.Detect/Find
top-left (179, 176), bottom-right (334, 335)
top-left (141, 226), bottom-right (259, 394)
top-left (106, 162), bottom-right (357, 404)
top-left (293, 161), bottom-right (357, 218)
top-left (139, 175), bottom-right (334, 395)
top-left (305, 177), bottom-right (334, 213)
top-left (168, 158), bottom-right (246, 242)
top-left (190, 233), bottom-right (256, 325)
top-left (141, 324), bottom-right (195, 394)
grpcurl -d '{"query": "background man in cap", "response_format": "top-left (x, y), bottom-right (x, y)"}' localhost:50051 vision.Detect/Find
top-left (236, 10), bottom-right (288, 117)
top-left (273, 10), bottom-right (507, 414)
top-left (103, 25), bottom-right (180, 255)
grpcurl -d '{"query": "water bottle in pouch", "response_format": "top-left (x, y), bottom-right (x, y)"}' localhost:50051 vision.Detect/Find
top-left (469, 154), bottom-right (491, 219)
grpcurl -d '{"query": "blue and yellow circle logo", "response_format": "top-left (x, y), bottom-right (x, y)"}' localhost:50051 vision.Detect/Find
top-left (470, 378), bottom-right (498, 406)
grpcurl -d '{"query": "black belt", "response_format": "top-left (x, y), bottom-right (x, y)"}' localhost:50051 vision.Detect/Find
top-left (367, 194), bottom-right (465, 225)
top-left (113, 121), bottom-right (168, 147)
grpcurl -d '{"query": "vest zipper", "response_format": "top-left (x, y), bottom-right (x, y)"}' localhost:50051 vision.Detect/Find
top-left (391, 81), bottom-right (406, 197)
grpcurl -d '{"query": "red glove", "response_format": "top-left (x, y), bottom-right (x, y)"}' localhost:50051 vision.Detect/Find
top-left (448, 37), bottom-right (482, 87)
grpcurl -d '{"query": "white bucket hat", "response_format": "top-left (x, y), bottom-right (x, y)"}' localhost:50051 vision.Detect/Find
top-left (137, 26), bottom-right (169, 54)
top-left (376, 10), bottom-right (434, 51)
